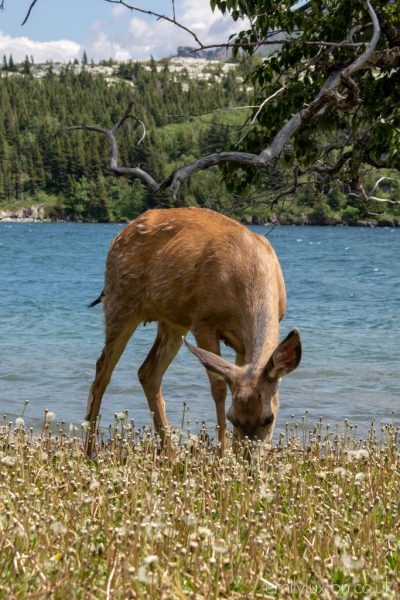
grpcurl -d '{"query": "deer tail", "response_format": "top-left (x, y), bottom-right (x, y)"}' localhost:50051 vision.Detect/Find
top-left (88, 290), bottom-right (104, 308)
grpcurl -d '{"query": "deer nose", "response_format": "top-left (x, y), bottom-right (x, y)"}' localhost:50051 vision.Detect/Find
top-left (261, 414), bottom-right (274, 427)
top-left (240, 421), bottom-right (258, 439)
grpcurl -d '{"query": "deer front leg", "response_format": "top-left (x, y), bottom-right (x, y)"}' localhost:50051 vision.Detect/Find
top-left (86, 317), bottom-right (138, 457)
top-left (193, 328), bottom-right (227, 456)
top-left (138, 321), bottom-right (185, 443)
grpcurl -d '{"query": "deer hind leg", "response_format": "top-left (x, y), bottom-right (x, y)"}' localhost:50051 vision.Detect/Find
top-left (138, 321), bottom-right (185, 441)
top-left (193, 328), bottom-right (227, 455)
top-left (86, 314), bottom-right (139, 454)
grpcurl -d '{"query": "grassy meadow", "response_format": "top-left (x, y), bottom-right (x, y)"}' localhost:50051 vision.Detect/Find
top-left (0, 409), bottom-right (399, 599)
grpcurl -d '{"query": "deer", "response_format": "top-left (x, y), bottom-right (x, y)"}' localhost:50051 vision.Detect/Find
top-left (86, 206), bottom-right (301, 454)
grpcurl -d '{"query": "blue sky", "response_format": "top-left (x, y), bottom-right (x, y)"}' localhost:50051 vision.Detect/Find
top-left (0, 0), bottom-right (245, 62)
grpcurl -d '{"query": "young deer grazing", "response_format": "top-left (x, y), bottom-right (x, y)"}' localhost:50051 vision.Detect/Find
top-left (86, 207), bottom-right (301, 453)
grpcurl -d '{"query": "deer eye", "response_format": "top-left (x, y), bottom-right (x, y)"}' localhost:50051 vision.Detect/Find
top-left (261, 414), bottom-right (275, 427)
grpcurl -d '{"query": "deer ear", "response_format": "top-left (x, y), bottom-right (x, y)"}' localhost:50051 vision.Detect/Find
top-left (184, 338), bottom-right (239, 384)
top-left (265, 329), bottom-right (302, 379)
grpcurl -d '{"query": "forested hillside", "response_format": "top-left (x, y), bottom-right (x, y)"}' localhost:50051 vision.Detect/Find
top-left (0, 59), bottom-right (251, 221)
top-left (1, 57), bottom-right (399, 224)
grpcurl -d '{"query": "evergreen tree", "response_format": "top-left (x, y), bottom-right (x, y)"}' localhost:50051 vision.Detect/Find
top-left (8, 54), bottom-right (16, 72)
top-left (22, 56), bottom-right (31, 75)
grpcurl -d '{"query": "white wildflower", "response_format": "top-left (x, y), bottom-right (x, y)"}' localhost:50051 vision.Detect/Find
top-left (116, 411), bottom-right (128, 420)
top-left (50, 521), bottom-right (67, 535)
top-left (1, 456), bottom-right (17, 467)
top-left (355, 472), bottom-right (366, 482)
top-left (170, 433), bottom-right (179, 446)
top-left (316, 470), bottom-right (328, 480)
top-left (187, 435), bottom-right (199, 448)
top-left (15, 417), bottom-right (25, 428)
top-left (198, 526), bottom-right (212, 538)
top-left (14, 522), bottom-right (25, 538)
top-left (259, 483), bottom-right (274, 501)
top-left (334, 467), bottom-right (348, 476)
top-left (331, 484), bottom-right (343, 497)
top-left (89, 479), bottom-right (100, 492)
top-left (144, 555), bottom-right (159, 565)
top-left (212, 544), bottom-right (228, 554)
top-left (69, 424), bottom-right (78, 433)
top-left (185, 513), bottom-right (197, 526)
top-left (137, 566), bottom-right (150, 584)
top-left (334, 535), bottom-right (349, 549)
top-left (46, 411), bottom-right (56, 422)
top-left (341, 551), bottom-right (365, 570)
top-left (185, 478), bottom-right (196, 489)
top-left (115, 525), bottom-right (129, 537)
top-left (347, 449), bottom-right (369, 461)
top-left (81, 420), bottom-right (90, 431)
top-left (355, 449), bottom-right (369, 459)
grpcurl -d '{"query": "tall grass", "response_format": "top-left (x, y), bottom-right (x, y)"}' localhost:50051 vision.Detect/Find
top-left (0, 409), bottom-right (399, 599)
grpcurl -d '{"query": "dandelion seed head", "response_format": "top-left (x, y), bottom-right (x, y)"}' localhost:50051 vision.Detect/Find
top-left (1, 456), bottom-right (17, 467)
top-left (50, 521), bottom-right (67, 535)
top-left (137, 566), bottom-right (150, 584)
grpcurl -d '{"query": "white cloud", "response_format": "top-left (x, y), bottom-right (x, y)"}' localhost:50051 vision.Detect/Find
top-left (86, 0), bottom-right (247, 61)
top-left (111, 5), bottom-right (129, 19)
top-left (87, 29), bottom-right (131, 62)
top-left (0, 32), bottom-right (81, 63)
top-left (0, 1), bottom-right (247, 64)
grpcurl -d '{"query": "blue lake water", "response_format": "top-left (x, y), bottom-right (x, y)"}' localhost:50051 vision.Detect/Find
top-left (0, 222), bottom-right (399, 439)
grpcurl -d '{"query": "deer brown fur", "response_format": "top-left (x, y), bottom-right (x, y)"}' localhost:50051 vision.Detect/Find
top-left (86, 207), bottom-right (301, 453)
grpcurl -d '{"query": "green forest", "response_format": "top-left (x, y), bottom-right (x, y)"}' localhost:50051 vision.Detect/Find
top-left (1, 57), bottom-right (399, 225)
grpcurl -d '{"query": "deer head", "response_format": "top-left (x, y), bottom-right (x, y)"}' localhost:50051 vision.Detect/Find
top-left (185, 329), bottom-right (301, 443)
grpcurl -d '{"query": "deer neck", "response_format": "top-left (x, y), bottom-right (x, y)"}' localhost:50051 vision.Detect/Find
top-left (241, 299), bottom-right (279, 370)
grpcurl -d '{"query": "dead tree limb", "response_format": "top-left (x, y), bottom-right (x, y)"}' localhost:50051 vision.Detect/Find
top-left (103, 0), bottom-right (204, 49)
top-left (21, 0), bottom-right (38, 26)
top-left (69, 1), bottom-right (381, 199)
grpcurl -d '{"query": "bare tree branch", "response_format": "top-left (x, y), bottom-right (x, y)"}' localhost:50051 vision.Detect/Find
top-left (235, 86), bottom-right (287, 146)
top-left (193, 40), bottom-right (367, 52)
top-left (359, 184), bottom-right (400, 205)
top-left (158, 105), bottom-right (259, 119)
top-left (71, 0), bottom-right (381, 199)
top-left (369, 176), bottom-right (396, 197)
top-left (21, 0), bottom-right (38, 26)
top-left (104, 0), bottom-right (205, 49)
top-left (298, 151), bottom-right (353, 178)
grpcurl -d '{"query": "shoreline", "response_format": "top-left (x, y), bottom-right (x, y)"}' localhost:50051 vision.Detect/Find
top-left (1, 216), bottom-right (399, 227)
top-left (1, 203), bottom-right (399, 227)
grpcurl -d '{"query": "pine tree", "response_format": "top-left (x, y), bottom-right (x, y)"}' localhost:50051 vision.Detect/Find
top-left (8, 54), bottom-right (16, 72)
top-left (22, 56), bottom-right (31, 75)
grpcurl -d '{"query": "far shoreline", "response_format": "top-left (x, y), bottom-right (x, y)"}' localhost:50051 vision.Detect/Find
top-left (1, 203), bottom-right (399, 227)
top-left (1, 215), bottom-right (399, 227)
